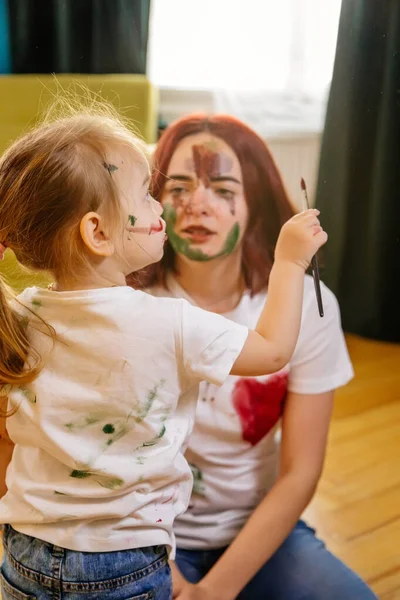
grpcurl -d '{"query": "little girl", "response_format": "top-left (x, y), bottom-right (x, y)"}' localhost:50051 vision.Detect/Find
top-left (0, 106), bottom-right (326, 599)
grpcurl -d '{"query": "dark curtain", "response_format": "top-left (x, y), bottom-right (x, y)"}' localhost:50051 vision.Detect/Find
top-left (315, 0), bottom-right (400, 343)
top-left (8, 0), bottom-right (151, 74)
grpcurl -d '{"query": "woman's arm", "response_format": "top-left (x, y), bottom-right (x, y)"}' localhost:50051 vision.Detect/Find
top-left (191, 390), bottom-right (334, 600)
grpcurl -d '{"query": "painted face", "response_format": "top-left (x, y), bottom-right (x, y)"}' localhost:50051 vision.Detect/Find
top-left (161, 133), bottom-right (248, 262)
top-left (105, 150), bottom-right (166, 273)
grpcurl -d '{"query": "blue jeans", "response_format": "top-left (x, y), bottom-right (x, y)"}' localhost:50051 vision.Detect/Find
top-left (176, 520), bottom-right (378, 600)
top-left (0, 525), bottom-right (172, 599)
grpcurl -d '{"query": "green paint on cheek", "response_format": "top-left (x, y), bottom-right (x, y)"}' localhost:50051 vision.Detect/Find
top-left (128, 214), bottom-right (137, 226)
top-left (162, 204), bottom-right (240, 262)
top-left (224, 221), bottom-right (240, 254)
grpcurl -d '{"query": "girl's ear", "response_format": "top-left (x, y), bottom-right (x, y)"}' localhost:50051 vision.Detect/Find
top-left (80, 212), bottom-right (115, 257)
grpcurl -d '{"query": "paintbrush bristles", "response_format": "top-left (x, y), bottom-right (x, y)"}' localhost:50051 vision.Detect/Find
top-left (300, 177), bottom-right (310, 209)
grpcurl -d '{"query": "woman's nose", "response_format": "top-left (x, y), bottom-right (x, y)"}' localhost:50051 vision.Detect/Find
top-left (184, 185), bottom-right (211, 216)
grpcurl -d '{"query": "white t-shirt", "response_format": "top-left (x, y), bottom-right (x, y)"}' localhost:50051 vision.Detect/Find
top-left (0, 286), bottom-right (248, 554)
top-left (149, 275), bottom-right (354, 549)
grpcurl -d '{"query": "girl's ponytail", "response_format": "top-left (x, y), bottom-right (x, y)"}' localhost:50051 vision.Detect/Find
top-left (0, 276), bottom-right (41, 415)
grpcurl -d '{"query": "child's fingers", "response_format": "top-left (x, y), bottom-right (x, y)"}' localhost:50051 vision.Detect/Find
top-left (312, 225), bottom-right (323, 235)
top-left (314, 230), bottom-right (328, 246)
top-left (292, 208), bottom-right (320, 222)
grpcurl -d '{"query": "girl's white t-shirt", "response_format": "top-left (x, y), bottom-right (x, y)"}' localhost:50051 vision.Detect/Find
top-left (149, 275), bottom-right (354, 549)
top-left (0, 286), bottom-right (248, 554)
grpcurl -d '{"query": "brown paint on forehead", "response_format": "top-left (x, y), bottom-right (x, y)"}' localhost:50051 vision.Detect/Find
top-left (186, 144), bottom-right (233, 188)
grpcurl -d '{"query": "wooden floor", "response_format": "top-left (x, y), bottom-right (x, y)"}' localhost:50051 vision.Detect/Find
top-left (0, 334), bottom-right (399, 598)
top-left (303, 334), bottom-right (400, 599)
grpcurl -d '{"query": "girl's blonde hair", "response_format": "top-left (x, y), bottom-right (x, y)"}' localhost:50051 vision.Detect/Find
top-left (0, 95), bottom-right (148, 396)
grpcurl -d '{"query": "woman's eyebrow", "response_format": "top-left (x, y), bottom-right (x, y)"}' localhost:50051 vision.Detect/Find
top-left (167, 174), bottom-right (193, 182)
top-left (210, 176), bottom-right (242, 184)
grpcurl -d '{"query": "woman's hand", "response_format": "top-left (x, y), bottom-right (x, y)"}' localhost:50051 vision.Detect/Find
top-left (176, 582), bottom-right (226, 600)
top-left (275, 208), bottom-right (327, 270)
top-left (170, 561), bottom-right (187, 599)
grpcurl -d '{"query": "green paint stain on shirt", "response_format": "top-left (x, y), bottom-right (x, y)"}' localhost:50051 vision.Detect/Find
top-left (103, 423), bottom-right (115, 434)
top-left (32, 299), bottom-right (42, 308)
top-left (142, 424), bottom-right (166, 447)
top-left (20, 387), bottom-right (36, 404)
top-left (190, 463), bottom-right (206, 496)
top-left (158, 424), bottom-right (166, 438)
top-left (99, 477), bottom-right (124, 490)
top-left (86, 416), bottom-right (101, 426)
top-left (65, 415), bottom-right (101, 431)
top-left (136, 380), bottom-right (165, 422)
top-left (70, 470), bottom-right (91, 479)
top-left (163, 204), bottom-right (240, 261)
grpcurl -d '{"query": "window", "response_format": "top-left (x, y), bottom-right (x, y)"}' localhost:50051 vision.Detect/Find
top-left (148, 0), bottom-right (342, 97)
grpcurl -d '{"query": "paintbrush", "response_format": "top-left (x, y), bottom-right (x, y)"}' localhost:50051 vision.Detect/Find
top-left (300, 178), bottom-right (324, 317)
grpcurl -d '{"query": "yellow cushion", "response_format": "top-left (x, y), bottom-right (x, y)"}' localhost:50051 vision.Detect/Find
top-left (0, 252), bottom-right (52, 293)
top-left (0, 73), bottom-right (159, 153)
top-left (0, 74), bottom-right (159, 292)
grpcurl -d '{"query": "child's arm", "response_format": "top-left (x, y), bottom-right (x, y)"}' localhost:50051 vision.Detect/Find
top-left (0, 415), bottom-right (13, 498)
top-left (231, 209), bottom-right (327, 376)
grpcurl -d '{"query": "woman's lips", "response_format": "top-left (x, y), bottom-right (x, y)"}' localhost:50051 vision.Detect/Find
top-left (181, 226), bottom-right (215, 244)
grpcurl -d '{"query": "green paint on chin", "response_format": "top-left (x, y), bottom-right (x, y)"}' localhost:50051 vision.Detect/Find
top-left (128, 214), bottom-right (137, 226)
top-left (162, 204), bottom-right (240, 262)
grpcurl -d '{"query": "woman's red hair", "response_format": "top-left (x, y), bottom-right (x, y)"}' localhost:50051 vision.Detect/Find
top-left (131, 113), bottom-right (295, 295)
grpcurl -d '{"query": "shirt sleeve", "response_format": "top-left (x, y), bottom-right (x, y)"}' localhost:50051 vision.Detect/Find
top-left (179, 300), bottom-right (249, 386)
top-left (288, 282), bottom-right (354, 394)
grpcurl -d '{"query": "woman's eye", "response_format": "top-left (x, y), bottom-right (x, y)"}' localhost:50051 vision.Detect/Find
top-left (216, 188), bottom-right (234, 199)
top-left (170, 187), bottom-right (186, 195)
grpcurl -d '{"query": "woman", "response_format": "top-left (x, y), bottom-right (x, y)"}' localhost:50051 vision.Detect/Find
top-left (131, 114), bottom-right (377, 600)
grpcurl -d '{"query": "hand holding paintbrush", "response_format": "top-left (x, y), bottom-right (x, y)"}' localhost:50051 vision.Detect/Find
top-left (300, 178), bottom-right (324, 317)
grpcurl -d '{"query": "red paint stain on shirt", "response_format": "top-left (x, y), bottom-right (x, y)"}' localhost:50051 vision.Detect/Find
top-left (232, 371), bottom-right (289, 446)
